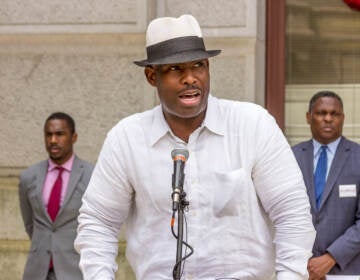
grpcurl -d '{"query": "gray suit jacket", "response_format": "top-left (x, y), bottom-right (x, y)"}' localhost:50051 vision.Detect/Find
top-left (292, 137), bottom-right (360, 275)
top-left (18, 155), bottom-right (94, 280)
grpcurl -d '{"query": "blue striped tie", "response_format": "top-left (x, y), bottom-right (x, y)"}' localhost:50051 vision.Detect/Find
top-left (314, 146), bottom-right (327, 209)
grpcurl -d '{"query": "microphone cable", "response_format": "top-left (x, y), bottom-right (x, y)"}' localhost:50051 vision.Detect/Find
top-left (170, 206), bottom-right (194, 279)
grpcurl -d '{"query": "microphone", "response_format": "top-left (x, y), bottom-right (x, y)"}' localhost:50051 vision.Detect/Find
top-left (171, 148), bottom-right (189, 211)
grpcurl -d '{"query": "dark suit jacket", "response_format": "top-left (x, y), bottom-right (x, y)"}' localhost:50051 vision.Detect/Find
top-left (292, 137), bottom-right (360, 275)
top-left (18, 155), bottom-right (94, 280)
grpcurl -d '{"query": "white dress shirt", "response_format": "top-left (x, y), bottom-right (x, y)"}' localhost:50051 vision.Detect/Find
top-left (75, 95), bottom-right (315, 280)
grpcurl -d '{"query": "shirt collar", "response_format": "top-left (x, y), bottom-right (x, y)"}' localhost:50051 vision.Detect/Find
top-left (202, 95), bottom-right (225, 136)
top-left (312, 137), bottom-right (342, 156)
top-left (48, 154), bottom-right (75, 172)
top-left (149, 94), bottom-right (225, 146)
top-left (150, 106), bottom-right (171, 146)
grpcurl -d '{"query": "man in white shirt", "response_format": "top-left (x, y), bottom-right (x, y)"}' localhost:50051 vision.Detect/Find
top-left (75, 14), bottom-right (315, 280)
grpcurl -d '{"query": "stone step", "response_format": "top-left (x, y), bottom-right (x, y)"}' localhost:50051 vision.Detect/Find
top-left (0, 239), bottom-right (134, 279)
top-left (0, 176), bottom-right (26, 240)
top-left (0, 239), bottom-right (28, 280)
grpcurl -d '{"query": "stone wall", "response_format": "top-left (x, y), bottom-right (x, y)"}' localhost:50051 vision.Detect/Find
top-left (0, 0), bottom-right (265, 278)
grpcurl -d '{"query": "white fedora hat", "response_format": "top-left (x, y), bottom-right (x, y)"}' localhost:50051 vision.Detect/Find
top-left (134, 14), bottom-right (221, 67)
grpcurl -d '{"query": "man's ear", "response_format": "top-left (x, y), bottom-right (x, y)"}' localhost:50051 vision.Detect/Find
top-left (72, 132), bottom-right (78, 144)
top-left (306, 112), bottom-right (311, 125)
top-left (144, 66), bottom-right (157, 87)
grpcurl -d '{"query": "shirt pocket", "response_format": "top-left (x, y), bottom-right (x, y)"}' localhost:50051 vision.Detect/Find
top-left (212, 168), bottom-right (250, 218)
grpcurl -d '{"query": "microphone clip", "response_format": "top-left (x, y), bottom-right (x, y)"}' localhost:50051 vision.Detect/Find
top-left (172, 189), bottom-right (189, 212)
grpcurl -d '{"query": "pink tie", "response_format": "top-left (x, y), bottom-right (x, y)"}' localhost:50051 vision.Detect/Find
top-left (48, 167), bottom-right (64, 221)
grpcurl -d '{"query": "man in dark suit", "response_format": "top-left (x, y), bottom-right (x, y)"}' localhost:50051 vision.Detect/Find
top-left (292, 91), bottom-right (360, 279)
top-left (18, 112), bottom-right (94, 280)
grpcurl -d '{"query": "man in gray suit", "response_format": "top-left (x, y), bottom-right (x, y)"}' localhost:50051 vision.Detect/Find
top-left (18, 112), bottom-right (94, 280)
top-left (292, 91), bottom-right (360, 279)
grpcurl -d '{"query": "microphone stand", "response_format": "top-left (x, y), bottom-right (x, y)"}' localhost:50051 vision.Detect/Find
top-left (171, 148), bottom-right (191, 280)
top-left (174, 191), bottom-right (189, 280)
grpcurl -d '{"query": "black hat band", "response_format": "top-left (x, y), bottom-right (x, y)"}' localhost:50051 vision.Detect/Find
top-left (146, 36), bottom-right (206, 64)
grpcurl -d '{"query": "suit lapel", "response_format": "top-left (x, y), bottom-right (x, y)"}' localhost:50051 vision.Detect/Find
top-left (57, 156), bottom-right (84, 217)
top-left (300, 141), bottom-right (317, 211)
top-left (319, 137), bottom-right (350, 209)
top-left (35, 160), bottom-right (53, 222)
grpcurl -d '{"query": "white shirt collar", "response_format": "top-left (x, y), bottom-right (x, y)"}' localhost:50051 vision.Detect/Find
top-left (149, 94), bottom-right (225, 146)
top-left (312, 136), bottom-right (342, 156)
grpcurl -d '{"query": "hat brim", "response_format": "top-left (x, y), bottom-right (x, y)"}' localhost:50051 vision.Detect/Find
top-left (134, 49), bottom-right (221, 67)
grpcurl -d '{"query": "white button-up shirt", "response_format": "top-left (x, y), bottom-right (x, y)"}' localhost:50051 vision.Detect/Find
top-left (75, 95), bottom-right (315, 280)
